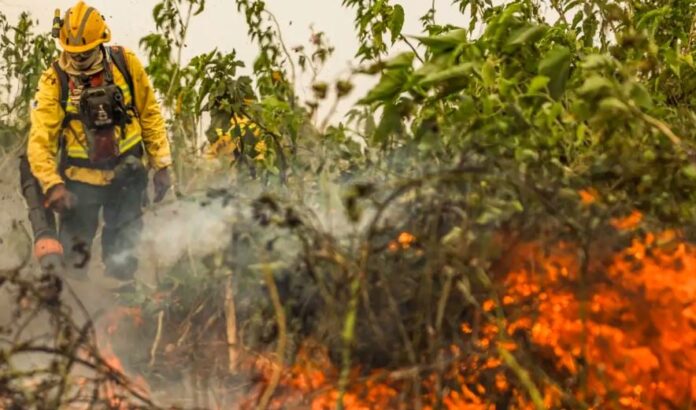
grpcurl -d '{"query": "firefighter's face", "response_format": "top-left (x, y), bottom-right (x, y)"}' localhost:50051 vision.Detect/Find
top-left (68, 47), bottom-right (99, 63)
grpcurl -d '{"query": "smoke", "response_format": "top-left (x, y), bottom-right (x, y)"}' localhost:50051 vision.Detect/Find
top-left (0, 144), bottom-right (417, 408)
top-left (137, 194), bottom-right (238, 274)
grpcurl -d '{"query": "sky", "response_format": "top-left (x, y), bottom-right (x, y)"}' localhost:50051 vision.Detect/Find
top-left (1, 0), bottom-right (466, 122)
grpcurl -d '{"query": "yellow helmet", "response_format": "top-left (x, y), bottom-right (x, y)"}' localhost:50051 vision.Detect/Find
top-left (57, 1), bottom-right (111, 53)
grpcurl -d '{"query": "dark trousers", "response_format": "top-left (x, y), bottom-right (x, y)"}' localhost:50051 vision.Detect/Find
top-left (59, 180), bottom-right (144, 280)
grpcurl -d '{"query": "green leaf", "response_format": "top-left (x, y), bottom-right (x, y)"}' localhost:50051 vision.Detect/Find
top-left (598, 97), bottom-right (629, 114)
top-left (528, 75), bottom-right (550, 93)
top-left (153, 3), bottom-right (164, 21)
top-left (682, 164), bottom-right (696, 181)
top-left (581, 53), bottom-right (615, 70)
top-left (636, 6), bottom-right (670, 37)
top-left (373, 103), bottom-right (402, 144)
top-left (539, 46), bottom-right (571, 99)
top-left (505, 24), bottom-right (547, 48)
top-left (475, 206), bottom-right (503, 225)
top-left (454, 94), bottom-right (476, 119)
top-left (419, 63), bottom-right (478, 87)
top-left (628, 82), bottom-right (653, 110)
top-left (575, 122), bottom-right (588, 146)
top-left (481, 59), bottom-right (496, 88)
top-left (411, 54), bottom-right (450, 79)
top-left (515, 148), bottom-right (540, 162)
top-left (576, 75), bottom-right (614, 97)
top-left (359, 70), bottom-right (408, 104)
top-left (571, 10), bottom-right (584, 28)
top-left (441, 226), bottom-right (464, 246)
top-left (389, 5), bottom-right (405, 44)
top-left (384, 52), bottom-right (414, 69)
top-left (412, 29), bottom-right (468, 51)
top-left (194, 0), bottom-right (206, 16)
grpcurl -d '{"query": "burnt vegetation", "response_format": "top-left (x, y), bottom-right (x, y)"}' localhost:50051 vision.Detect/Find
top-left (1, 0), bottom-right (696, 409)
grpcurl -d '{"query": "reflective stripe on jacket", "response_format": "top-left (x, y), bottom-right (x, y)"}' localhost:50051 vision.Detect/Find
top-left (28, 47), bottom-right (172, 193)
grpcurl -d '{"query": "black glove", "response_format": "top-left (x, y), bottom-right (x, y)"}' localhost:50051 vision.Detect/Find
top-left (44, 184), bottom-right (77, 214)
top-left (153, 167), bottom-right (172, 203)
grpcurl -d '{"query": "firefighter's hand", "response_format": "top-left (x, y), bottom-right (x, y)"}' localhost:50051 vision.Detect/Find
top-left (44, 184), bottom-right (77, 214)
top-left (153, 167), bottom-right (172, 203)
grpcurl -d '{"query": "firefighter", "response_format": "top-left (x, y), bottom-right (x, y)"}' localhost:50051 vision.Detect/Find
top-left (26, 1), bottom-right (172, 281)
top-left (203, 79), bottom-right (266, 175)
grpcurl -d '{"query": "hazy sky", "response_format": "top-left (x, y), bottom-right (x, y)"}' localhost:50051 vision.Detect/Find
top-left (2, 0), bottom-right (465, 121)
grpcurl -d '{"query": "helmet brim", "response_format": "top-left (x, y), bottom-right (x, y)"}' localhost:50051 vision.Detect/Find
top-left (59, 26), bottom-right (110, 53)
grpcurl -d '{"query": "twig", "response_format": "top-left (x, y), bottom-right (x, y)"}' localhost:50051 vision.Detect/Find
top-left (50, 321), bottom-right (94, 408)
top-left (164, 1), bottom-right (194, 105)
top-left (689, 12), bottom-right (696, 53)
top-left (224, 272), bottom-right (239, 372)
top-left (318, 92), bottom-right (342, 133)
top-left (336, 244), bottom-right (367, 410)
top-left (13, 346), bottom-right (161, 408)
top-left (639, 111), bottom-right (683, 147)
top-left (467, 266), bottom-right (546, 410)
top-left (256, 262), bottom-right (287, 410)
top-left (149, 310), bottom-right (165, 367)
top-left (399, 34), bottom-right (425, 64)
top-left (264, 10), bottom-right (297, 87)
top-left (432, 267), bottom-right (454, 409)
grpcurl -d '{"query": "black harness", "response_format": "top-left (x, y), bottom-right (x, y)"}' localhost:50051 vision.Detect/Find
top-left (53, 45), bottom-right (143, 170)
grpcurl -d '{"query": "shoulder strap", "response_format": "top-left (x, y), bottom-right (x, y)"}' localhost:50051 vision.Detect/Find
top-left (109, 46), bottom-right (136, 110)
top-left (52, 61), bottom-right (79, 130)
top-left (52, 61), bottom-right (70, 112)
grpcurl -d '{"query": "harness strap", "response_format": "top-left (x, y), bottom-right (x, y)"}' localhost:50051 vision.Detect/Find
top-left (64, 143), bottom-right (144, 170)
top-left (53, 61), bottom-right (70, 113)
top-left (108, 46), bottom-right (137, 116)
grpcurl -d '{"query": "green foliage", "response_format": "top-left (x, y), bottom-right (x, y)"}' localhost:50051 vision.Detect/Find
top-left (341, 0), bottom-right (406, 61)
top-left (0, 12), bottom-right (57, 148)
top-left (356, 0), bottom-right (696, 224)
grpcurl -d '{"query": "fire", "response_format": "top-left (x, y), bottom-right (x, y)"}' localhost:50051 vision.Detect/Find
top-left (238, 220), bottom-right (696, 409)
top-left (89, 212), bottom-right (694, 408)
top-left (96, 306), bottom-right (151, 409)
top-left (389, 231), bottom-right (416, 252)
top-left (497, 227), bottom-right (696, 407)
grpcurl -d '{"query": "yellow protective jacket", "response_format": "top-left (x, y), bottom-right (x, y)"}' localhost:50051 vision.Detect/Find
top-left (204, 114), bottom-right (262, 160)
top-left (27, 47), bottom-right (172, 193)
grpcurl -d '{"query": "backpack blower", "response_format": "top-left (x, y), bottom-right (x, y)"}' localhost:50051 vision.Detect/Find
top-left (19, 154), bottom-right (65, 275)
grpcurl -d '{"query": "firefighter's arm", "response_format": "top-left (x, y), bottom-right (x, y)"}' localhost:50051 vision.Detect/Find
top-left (27, 68), bottom-right (65, 194)
top-left (125, 48), bottom-right (172, 170)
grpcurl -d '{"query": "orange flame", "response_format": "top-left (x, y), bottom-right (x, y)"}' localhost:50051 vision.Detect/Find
top-left (96, 306), bottom-right (151, 408)
top-left (239, 218), bottom-right (696, 409)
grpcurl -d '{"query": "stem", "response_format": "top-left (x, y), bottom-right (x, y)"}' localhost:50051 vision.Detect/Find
top-left (319, 92), bottom-right (341, 132)
top-left (224, 272), bottom-right (239, 372)
top-left (498, 347), bottom-right (545, 410)
top-left (165, 0), bottom-right (194, 104)
top-left (264, 10), bottom-right (297, 87)
top-left (256, 263), bottom-right (287, 410)
top-left (336, 269), bottom-right (362, 410)
top-left (400, 34), bottom-right (425, 64)
top-left (639, 110), bottom-right (683, 146)
top-left (149, 310), bottom-right (165, 367)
